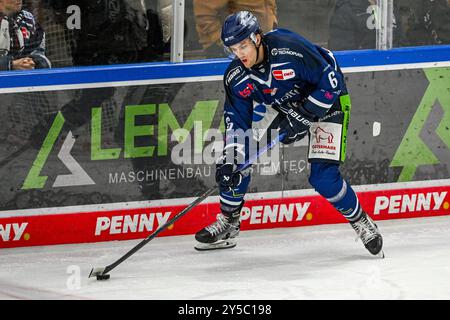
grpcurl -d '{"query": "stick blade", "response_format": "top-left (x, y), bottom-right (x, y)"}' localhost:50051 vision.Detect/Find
top-left (89, 267), bottom-right (106, 278)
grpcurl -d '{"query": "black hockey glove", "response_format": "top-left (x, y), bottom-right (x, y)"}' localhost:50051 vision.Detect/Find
top-left (215, 163), bottom-right (243, 192)
top-left (277, 102), bottom-right (315, 144)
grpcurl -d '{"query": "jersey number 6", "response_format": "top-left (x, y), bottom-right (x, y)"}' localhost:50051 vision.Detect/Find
top-left (328, 71), bottom-right (338, 89)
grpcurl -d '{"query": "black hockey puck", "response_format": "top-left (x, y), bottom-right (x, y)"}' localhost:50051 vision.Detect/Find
top-left (96, 274), bottom-right (110, 281)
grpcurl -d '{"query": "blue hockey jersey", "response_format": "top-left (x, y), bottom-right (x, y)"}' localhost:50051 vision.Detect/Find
top-left (222, 28), bottom-right (347, 158)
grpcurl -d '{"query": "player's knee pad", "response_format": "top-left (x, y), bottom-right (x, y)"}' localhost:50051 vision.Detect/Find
top-left (308, 162), bottom-right (344, 198)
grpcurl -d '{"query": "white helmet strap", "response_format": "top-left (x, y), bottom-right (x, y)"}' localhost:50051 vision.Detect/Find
top-left (249, 32), bottom-right (258, 45)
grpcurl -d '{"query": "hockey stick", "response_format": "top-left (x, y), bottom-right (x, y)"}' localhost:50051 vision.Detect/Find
top-left (89, 132), bottom-right (285, 280)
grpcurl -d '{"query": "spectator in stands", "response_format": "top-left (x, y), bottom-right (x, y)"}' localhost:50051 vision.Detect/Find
top-left (0, 0), bottom-right (51, 70)
top-left (193, 0), bottom-right (278, 58)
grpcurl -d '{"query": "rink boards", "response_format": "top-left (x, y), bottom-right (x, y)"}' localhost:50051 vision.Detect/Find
top-left (1, 46), bottom-right (450, 248)
top-left (0, 182), bottom-right (449, 248)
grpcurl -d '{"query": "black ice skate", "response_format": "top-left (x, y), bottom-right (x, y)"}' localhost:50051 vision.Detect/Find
top-left (351, 212), bottom-right (384, 258)
top-left (194, 213), bottom-right (240, 251)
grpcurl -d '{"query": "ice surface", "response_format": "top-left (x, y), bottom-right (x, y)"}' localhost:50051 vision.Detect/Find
top-left (1, 216), bottom-right (450, 300)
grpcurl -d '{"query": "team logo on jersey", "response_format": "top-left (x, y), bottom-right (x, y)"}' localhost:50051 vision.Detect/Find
top-left (324, 91), bottom-right (334, 100)
top-left (226, 66), bottom-right (243, 85)
top-left (239, 83), bottom-right (255, 98)
top-left (272, 69), bottom-right (295, 81)
top-left (20, 27), bottom-right (30, 39)
top-left (271, 48), bottom-right (304, 58)
top-left (252, 104), bottom-right (267, 122)
top-left (314, 127), bottom-right (334, 144)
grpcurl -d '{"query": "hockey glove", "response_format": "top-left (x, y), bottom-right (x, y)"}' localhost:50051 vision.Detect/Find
top-left (215, 163), bottom-right (243, 192)
top-left (277, 102), bottom-right (315, 144)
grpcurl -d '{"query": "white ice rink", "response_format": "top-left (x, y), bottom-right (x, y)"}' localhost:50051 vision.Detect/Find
top-left (1, 215), bottom-right (450, 300)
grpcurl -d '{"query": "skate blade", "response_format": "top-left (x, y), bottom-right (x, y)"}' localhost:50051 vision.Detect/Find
top-left (194, 239), bottom-right (237, 251)
top-left (376, 250), bottom-right (385, 259)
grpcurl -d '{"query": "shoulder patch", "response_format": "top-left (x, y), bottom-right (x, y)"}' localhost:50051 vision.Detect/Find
top-left (226, 66), bottom-right (243, 85)
top-left (271, 47), bottom-right (303, 59)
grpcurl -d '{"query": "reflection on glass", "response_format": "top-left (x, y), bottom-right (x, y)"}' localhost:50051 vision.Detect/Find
top-left (10, 0), bottom-right (170, 69)
top-left (328, 0), bottom-right (409, 51)
top-left (184, 0), bottom-right (379, 59)
top-left (328, 0), bottom-right (378, 50)
top-left (396, 0), bottom-right (450, 47)
top-left (276, 0), bottom-right (335, 48)
top-left (185, 0), bottom-right (278, 59)
top-left (184, 0), bottom-right (450, 59)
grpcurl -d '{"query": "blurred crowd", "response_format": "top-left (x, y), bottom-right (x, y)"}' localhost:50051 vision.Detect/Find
top-left (328, 0), bottom-right (450, 50)
top-left (0, 0), bottom-right (449, 70)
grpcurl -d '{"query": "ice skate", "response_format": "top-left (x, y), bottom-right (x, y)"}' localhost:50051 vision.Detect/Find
top-left (195, 213), bottom-right (240, 251)
top-left (351, 212), bottom-right (384, 258)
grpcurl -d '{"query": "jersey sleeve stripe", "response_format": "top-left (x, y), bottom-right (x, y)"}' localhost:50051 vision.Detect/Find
top-left (307, 95), bottom-right (333, 109)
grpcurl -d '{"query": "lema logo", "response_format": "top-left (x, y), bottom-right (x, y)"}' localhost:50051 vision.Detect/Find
top-left (22, 112), bottom-right (95, 190)
top-left (22, 101), bottom-right (222, 190)
top-left (390, 68), bottom-right (450, 181)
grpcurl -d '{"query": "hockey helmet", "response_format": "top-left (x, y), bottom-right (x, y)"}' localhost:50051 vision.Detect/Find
top-left (221, 11), bottom-right (261, 47)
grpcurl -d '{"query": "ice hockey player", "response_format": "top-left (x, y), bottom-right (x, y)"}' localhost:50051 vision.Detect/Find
top-left (194, 11), bottom-right (384, 257)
